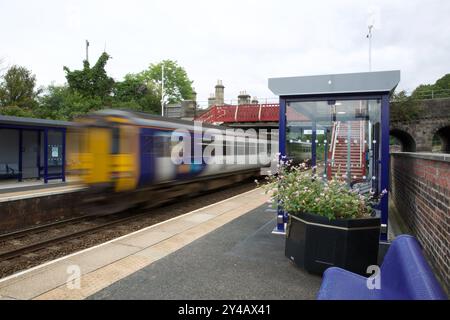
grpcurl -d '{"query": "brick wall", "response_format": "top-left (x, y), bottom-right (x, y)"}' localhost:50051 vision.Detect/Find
top-left (0, 190), bottom-right (87, 233)
top-left (391, 152), bottom-right (450, 291)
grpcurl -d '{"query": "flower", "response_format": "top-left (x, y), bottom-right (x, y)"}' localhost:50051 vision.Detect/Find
top-left (262, 161), bottom-right (386, 220)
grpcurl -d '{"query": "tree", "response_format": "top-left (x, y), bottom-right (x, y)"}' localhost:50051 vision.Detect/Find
top-left (411, 73), bottom-right (450, 99)
top-left (113, 75), bottom-right (148, 102)
top-left (112, 73), bottom-right (166, 115)
top-left (135, 60), bottom-right (194, 104)
top-left (391, 90), bottom-right (420, 121)
top-left (434, 73), bottom-right (450, 98)
top-left (37, 85), bottom-right (103, 120)
top-left (411, 84), bottom-right (435, 100)
top-left (63, 52), bottom-right (114, 99)
top-left (0, 65), bottom-right (40, 109)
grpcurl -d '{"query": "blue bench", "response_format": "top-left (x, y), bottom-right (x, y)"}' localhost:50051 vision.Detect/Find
top-left (317, 235), bottom-right (447, 300)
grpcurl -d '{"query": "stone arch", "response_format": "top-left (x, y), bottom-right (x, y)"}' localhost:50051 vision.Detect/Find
top-left (390, 128), bottom-right (416, 152)
top-left (432, 125), bottom-right (450, 153)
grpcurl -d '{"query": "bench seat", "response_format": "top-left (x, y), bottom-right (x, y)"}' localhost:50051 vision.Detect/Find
top-left (317, 235), bottom-right (447, 300)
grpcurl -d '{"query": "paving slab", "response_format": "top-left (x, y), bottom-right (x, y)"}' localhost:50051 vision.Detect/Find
top-left (89, 206), bottom-right (322, 300)
top-left (0, 188), bottom-right (270, 300)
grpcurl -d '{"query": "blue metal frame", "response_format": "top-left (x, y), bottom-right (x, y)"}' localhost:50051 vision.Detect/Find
top-left (276, 98), bottom-right (287, 233)
top-left (18, 129), bottom-right (23, 182)
top-left (61, 129), bottom-right (66, 182)
top-left (278, 92), bottom-right (390, 240)
top-left (379, 94), bottom-right (390, 241)
top-left (37, 131), bottom-right (41, 180)
top-left (44, 128), bottom-right (48, 183)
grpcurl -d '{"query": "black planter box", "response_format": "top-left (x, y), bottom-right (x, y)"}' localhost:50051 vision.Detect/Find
top-left (285, 212), bottom-right (380, 276)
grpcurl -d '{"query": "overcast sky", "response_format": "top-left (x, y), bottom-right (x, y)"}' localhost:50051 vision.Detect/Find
top-left (1, 0), bottom-right (449, 107)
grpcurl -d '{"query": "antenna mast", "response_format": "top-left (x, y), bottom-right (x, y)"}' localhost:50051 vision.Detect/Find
top-left (367, 25), bottom-right (373, 71)
top-left (85, 40), bottom-right (89, 62)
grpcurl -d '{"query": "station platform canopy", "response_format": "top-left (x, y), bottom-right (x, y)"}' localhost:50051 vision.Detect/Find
top-left (268, 70), bottom-right (400, 96)
top-left (0, 115), bottom-right (74, 185)
top-left (268, 70), bottom-right (400, 241)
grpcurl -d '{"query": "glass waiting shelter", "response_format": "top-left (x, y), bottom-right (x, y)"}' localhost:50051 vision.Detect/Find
top-left (0, 115), bottom-right (72, 184)
top-left (269, 70), bottom-right (400, 241)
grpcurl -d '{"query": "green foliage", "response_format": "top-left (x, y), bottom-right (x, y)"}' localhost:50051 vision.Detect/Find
top-left (63, 52), bottom-right (114, 99)
top-left (390, 90), bottom-right (420, 121)
top-left (37, 85), bottom-right (103, 120)
top-left (135, 60), bottom-right (194, 104)
top-left (411, 74), bottom-right (450, 99)
top-left (113, 74), bottom-right (161, 114)
top-left (262, 161), bottom-right (386, 220)
top-left (0, 65), bottom-right (40, 109)
top-left (0, 57), bottom-right (194, 120)
top-left (0, 105), bottom-right (35, 117)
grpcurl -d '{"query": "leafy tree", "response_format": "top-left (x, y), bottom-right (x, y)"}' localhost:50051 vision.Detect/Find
top-left (434, 73), bottom-right (450, 97)
top-left (411, 74), bottom-right (450, 99)
top-left (0, 65), bottom-right (40, 109)
top-left (0, 105), bottom-right (35, 117)
top-left (135, 60), bottom-right (194, 104)
top-left (411, 84), bottom-right (435, 100)
top-left (113, 75), bottom-right (147, 102)
top-left (63, 52), bottom-right (114, 99)
top-left (113, 73), bottom-right (164, 114)
top-left (390, 90), bottom-right (420, 121)
top-left (37, 85), bottom-right (102, 120)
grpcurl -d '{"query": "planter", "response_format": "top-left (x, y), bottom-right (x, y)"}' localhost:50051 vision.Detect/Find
top-left (285, 212), bottom-right (380, 276)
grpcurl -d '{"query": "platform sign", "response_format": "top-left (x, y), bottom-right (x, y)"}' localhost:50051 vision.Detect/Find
top-left (52, 146), bottom-right (59, 158)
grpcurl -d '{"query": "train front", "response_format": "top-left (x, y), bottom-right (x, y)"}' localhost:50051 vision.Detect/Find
top-left (67, 112), bottom-right (139, 194)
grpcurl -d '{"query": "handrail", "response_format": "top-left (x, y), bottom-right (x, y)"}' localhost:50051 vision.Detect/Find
top-left (331, 122), bottom-right (340, 161)
top-left (359, 121), bottom-right (364, 167)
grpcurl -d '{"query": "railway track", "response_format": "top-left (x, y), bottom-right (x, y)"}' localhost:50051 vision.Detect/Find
top-left (0, 211), bottom-right (149, 261)
top-left (0, 181), bottom-right (258, 278)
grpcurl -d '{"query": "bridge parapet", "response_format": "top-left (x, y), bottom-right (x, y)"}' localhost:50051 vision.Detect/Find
top-left (391, 98), bottom-right (450, 122)
top-left (391, 152), bottom-right (450, 292)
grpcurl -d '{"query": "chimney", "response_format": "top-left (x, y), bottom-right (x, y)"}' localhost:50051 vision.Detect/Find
top-left (208, 93), bottom-right (215, 108)
top-left (215, 80), bottom-right (225, 106)
top-left (251, 96), bottom-right (259, 104)
top-left (238, 90), bottom-right (251, 105)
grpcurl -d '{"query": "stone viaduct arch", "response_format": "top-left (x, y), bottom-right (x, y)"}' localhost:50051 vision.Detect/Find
top-left (390, 99), bottom-right (450, 153)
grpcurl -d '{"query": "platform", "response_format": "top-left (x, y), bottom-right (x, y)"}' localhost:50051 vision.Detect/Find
top-left (0, 188), bottom-right (322, 300)
top-left (0, 178), bottom-right (84, 203)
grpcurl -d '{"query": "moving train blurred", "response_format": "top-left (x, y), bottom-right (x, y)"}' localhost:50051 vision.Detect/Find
top-left (67, 109), bottom-right (271, 213)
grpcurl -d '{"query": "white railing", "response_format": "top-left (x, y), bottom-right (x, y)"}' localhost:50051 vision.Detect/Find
top-left (331, 121), bottom-right (340, 162)
top-left (359, 121), bottom-right (364, 167)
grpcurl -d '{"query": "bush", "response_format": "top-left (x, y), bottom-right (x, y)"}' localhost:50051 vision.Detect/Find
top-left (262, 159), bottom-right (386, 220)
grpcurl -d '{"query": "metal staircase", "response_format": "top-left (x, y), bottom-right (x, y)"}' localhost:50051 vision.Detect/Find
top-left (328, 121), bottom-right (366, 181)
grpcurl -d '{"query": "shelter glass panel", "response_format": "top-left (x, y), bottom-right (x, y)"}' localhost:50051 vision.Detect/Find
top-left (286, 99), bottom-right (381, 190)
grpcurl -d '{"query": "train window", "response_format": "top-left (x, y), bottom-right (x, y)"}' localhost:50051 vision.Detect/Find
top-left (154, 135), bottom-right (171, 158)
top-left (142, 135), bottom-right (152, 154)
top-left (111, 127), bottom-right (120, 154)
